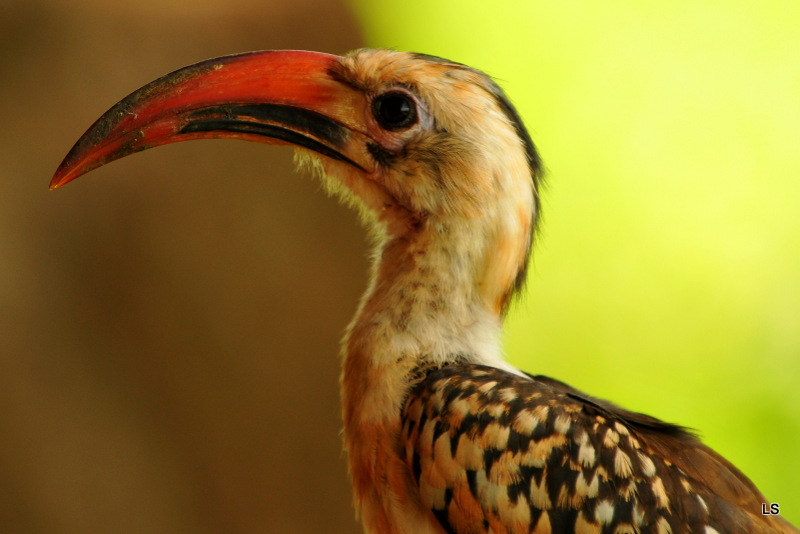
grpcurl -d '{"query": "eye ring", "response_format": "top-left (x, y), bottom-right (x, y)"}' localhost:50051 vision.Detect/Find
top-left (372, 91), bottom-right (418, 131)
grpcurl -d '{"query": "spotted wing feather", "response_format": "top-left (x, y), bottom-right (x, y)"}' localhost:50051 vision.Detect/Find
top-left (401, 364), bottom-right (796, 534)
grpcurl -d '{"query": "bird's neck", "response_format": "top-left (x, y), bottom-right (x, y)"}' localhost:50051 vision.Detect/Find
top-left (341, 212), bottom-right (527, 423)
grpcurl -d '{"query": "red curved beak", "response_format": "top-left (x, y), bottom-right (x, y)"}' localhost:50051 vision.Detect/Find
top-left (51, 50), bottom-right (372, 189)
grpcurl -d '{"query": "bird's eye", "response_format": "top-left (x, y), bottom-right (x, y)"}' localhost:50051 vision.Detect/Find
top-left (372, 91), bottom-right (418, 131)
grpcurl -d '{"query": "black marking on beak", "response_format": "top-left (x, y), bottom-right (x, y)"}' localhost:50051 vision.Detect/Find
top-left (182, 103), bottom-right (365, 170)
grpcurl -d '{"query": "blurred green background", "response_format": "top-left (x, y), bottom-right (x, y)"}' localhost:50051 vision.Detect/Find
top-left (1, 0), bottom-right (797, 532)
top-left (352, 0), bottom-right (800, 521)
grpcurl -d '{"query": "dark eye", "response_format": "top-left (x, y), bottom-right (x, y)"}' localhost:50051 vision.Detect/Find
top-left (372, 91), bottom-right (418, 131)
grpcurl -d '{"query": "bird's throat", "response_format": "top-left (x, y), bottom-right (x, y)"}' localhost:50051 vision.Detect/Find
top-left (341, 214), bottom-right (527, 422)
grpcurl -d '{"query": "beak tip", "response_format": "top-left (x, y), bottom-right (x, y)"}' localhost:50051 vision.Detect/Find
top-left (49, 173), bottom-right (64, 190)
top-left (49, 172), bottom-right (64, 189)
top-left (50, 161), bottom-right (81, 190)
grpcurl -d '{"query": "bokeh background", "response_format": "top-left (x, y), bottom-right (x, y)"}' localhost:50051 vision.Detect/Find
top-left (1, 0), bottom-right (798, 532)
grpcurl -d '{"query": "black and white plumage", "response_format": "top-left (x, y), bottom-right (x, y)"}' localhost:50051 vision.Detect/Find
top-left (404, 363), bottom-right (786, 533)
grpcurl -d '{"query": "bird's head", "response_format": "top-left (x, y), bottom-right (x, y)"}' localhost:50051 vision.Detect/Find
top-left (52, 49), bottom-right (541, 317)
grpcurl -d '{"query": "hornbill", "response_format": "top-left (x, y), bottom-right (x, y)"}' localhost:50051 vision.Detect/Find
top-left (52, 49), bottom-right (797, 534)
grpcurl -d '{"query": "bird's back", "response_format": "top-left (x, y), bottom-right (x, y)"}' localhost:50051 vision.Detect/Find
top-left (401, 363), bottom-right (796, 533)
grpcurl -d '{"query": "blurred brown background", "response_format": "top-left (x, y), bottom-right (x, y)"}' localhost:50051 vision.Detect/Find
top-left (1, 0), bottom-right (367, 532)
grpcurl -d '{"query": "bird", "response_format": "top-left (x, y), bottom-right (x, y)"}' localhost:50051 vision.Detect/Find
top-left (52, 49), bottom-right (797, 534)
